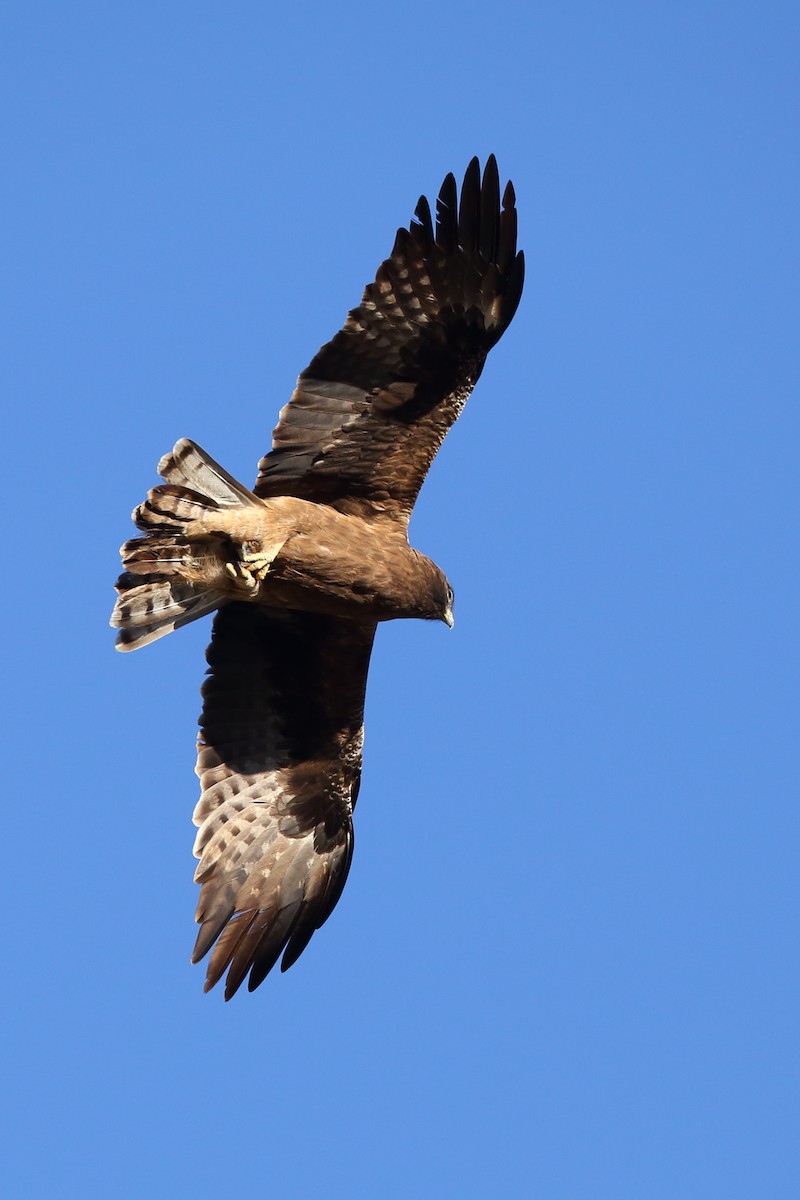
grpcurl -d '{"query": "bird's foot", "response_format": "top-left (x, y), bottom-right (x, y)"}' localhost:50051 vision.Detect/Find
top-left (225, 541), bottom-right (272, 595)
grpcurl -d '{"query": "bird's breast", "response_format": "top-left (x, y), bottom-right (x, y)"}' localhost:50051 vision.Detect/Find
top-left (255, 501), bottom-right (437, 622)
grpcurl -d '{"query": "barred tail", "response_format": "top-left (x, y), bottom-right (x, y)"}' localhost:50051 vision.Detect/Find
top-left (110, 439), bottom-right (261, 652)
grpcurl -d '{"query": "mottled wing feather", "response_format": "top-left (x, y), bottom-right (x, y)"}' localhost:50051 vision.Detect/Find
top-left (254, 156), bottom-right (524, 521)
top-left (192, 602), bottom-right (375, 999)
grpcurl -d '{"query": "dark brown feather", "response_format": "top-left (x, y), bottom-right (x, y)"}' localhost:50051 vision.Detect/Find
top-left (479, 156), bottom-right (500, 263)
top-left (435, 171), bottom-right (458, 253)
top-left (458, 156), bottom-right (481, 252)
top-left (412, 193), bottom-right (434, 242)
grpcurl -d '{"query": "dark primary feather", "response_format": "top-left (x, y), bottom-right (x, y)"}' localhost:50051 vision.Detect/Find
top-left (191, 603), bottom-right (375, 998)
top-left (254, 155), bottom-right (524, 521)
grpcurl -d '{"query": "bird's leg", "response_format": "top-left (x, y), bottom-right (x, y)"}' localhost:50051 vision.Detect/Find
top-left (225, 539), bottom-right (274, 595)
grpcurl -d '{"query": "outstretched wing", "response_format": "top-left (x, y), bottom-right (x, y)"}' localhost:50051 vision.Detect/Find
top-left (191, 602), bottom-right (376, 999)
top-left (255, 156), bottom-right (524, 522)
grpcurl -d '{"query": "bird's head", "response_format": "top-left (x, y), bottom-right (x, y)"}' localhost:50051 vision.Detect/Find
top-left (415, 555), bottom-right (454, 627)
top-left (432, 574), bottom-right (455, 629)
top-left (442, 581), bottom-right (455, 629)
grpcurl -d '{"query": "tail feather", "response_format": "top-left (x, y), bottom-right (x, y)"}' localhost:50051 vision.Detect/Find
top-left (111, 439), bottom-right (263, 652)
top-left (157, 439), bottom-right (259, 507)
top-left (112, 576), bottom-right (225, 652)
top-left (133, 439), bottom-right (260, 535)
top-left (133, 486), bottom-right (221, 533)
top-left (120, 535), bottom-right (189, 571)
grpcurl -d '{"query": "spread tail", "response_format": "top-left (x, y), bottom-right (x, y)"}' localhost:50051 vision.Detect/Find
top-left (111, 439), bottom-right (263, 652)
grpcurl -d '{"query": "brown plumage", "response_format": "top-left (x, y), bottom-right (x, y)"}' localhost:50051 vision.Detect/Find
top-left (111, 156), bottom-right (524, 998)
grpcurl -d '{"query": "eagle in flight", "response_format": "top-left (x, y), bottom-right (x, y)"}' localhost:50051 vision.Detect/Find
top-left (112, 157), bottom-right (524, 998)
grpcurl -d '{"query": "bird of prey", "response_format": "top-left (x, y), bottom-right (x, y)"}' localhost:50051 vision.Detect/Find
top-left (111, 156), bottom-right (524, 999)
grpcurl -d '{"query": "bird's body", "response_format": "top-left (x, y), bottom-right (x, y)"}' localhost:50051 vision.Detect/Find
top-left (125, 462), bottom-right (447, 623)
top-left (112, 157), bottom-right (523, 998)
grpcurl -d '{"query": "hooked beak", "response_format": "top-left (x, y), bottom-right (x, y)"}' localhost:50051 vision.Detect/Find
top-left (443, 605), bottom-right (454, 630)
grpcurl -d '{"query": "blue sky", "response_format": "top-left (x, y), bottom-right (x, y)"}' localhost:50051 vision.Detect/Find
top-left (3, 2), bottom-right (798, 1196)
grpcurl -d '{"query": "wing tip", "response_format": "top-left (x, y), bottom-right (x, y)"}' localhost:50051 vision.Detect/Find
top-left (415, 156), bottom-right (520, 277)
